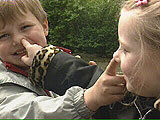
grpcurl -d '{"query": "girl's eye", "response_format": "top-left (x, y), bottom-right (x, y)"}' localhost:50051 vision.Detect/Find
top-left (21, 25), bottom-right (32, 31)
top-left (119, 46), bottom-right (128, 54)
top-left (0, 34), bottom-right (9, 40)
top-left (122, 48), bottom-right (128, 54)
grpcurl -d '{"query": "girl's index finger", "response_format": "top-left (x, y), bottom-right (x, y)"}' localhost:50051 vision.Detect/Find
top-left (105, 58), bottom-right (119, 76)
top-left (21, 39), bottom-right (31, 49)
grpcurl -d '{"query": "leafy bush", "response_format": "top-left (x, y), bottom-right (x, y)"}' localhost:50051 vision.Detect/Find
top-left (40, 0), bottom-right (120, 58)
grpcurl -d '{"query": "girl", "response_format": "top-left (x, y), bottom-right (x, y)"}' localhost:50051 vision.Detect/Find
top-left (113, 0), bottom-right (160, 118)
top-left (114, 0), bottom-right (160, 98)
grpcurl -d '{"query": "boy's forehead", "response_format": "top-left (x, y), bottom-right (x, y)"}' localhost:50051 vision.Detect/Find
top-left (0, 0), bottom-right (28, 29)
top-left (0, 13), bottom-right (28, 30)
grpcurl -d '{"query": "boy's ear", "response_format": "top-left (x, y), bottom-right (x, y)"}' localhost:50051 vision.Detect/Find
top-left (43, 19), bottom-right (49, 36)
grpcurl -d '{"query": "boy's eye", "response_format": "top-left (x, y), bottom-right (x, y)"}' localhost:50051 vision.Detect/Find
top-left (21, 25), bottom-right (32, 31)
top-left (0, 34), bottom-right (9, 40)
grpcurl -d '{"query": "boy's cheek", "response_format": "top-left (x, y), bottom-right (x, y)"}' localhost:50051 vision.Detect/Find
top-left (0, 51), bottom-right (7, 61)
top-left (27, 32), bottom-right (47, 47)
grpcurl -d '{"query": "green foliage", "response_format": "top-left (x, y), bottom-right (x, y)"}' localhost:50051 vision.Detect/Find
top-left (40, 0), bottom-right (120, 58)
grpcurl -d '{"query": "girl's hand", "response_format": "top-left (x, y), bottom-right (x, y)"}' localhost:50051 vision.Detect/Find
top-left (21, 39), bottom-right (42, 66)
top-left (84, 58), bottom-right (126, 111)
top-left (89, 61), bottom-right (97, 65)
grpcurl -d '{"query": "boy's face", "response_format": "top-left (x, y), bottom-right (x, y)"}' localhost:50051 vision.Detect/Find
top-left (0, 11), bottom-right (48, 68)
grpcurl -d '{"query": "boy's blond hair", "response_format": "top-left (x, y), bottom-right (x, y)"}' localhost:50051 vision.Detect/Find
top-left (0, 0), bottom-right (47, 27)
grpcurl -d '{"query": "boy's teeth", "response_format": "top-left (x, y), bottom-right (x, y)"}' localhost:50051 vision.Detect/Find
top-left (16, 50), bottom-right (26, 54)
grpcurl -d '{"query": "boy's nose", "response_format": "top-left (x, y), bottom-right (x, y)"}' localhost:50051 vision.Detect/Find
top-left (113, 49), bottom-right (120, 63)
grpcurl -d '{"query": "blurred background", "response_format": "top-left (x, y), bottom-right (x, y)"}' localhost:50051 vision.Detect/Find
top-left (40, 0), bottom-right (121, 70)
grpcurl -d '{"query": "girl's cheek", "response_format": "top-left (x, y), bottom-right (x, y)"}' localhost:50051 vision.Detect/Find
top-left (121, 64), bottom-right (128, 76)
top-left (121, 60), bottom-right (133, 79)
top-left (122, 60), bottom-right (142, 91)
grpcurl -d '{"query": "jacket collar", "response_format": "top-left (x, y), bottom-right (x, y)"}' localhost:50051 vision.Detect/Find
top-left (2, 61), bottom-right (28, 77)
top-left (1, 61), bottom-right (51, 96)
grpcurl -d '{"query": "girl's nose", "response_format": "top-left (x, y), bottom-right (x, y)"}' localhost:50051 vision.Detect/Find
top-left (113, 49), bottom-right (120, 63)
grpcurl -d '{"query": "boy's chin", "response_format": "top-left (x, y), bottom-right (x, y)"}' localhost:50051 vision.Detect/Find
top-left (13, 61), bottom-right (29, 70)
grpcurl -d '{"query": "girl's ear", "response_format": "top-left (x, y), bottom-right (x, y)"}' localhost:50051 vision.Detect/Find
top-left (43, 19), bottom-right (49, 36)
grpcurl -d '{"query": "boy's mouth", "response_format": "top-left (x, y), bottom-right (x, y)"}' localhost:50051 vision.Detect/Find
top-left (13, 50), bottom-right (26, 56)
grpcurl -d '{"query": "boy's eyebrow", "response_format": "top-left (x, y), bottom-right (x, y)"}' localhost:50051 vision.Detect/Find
top-left (18, 21), bottom-right (33, 26)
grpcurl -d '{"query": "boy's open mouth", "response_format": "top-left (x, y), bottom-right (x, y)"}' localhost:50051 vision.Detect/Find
top-left (13, 50), bottom-right (26, 56)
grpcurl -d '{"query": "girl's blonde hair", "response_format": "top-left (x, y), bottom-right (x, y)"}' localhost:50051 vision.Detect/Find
top-left (0, 0), bottom-right (47, 27)
top-left (121, 0), bottom-right (160, 51)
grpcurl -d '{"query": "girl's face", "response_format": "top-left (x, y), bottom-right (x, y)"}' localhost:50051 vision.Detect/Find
top-left (0, 11), bottom-right (48, 68)
top-left (114, 10), bottom-right (160, 97)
